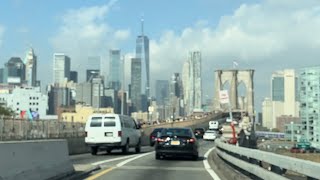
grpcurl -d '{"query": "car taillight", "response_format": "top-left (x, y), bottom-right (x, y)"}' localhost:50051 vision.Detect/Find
top-left (85, 131), bottom-right (87, 137)
top-left (118, 131), bottom-right (122, 137)
top-left (188, 138), bottom-right (196, 143)
top-left (151, 136), bottom-right (155, 139)
top-left (157, 138), bottom-right (165, 142)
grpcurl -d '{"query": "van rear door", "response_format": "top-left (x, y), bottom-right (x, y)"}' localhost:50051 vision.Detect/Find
top-left (86, 116), bottom-right (104, 143)
top-left (102, 116), bottom-right (121, 143)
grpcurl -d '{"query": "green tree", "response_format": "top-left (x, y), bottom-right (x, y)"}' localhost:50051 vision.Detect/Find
top-left (0, 105), bottom-right (14, 116)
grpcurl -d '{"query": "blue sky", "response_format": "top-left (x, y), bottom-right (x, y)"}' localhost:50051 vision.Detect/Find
top-left (1, 0), bottom-right (320, 111)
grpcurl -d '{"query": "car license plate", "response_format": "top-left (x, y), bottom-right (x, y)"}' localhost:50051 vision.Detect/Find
top-left (105, 132), bottom-right (113, 137)
top-left (171, 140), bottom-right (180, 145)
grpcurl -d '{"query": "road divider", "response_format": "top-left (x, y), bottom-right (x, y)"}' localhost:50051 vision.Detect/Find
top-left (0, 139), bottom-right (74, 180)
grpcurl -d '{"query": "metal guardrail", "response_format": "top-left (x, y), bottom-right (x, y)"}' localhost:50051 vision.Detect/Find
top-left (215, 139), bottom-right (320, 180)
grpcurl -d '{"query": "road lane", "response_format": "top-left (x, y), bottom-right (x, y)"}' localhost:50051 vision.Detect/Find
top-left (87, 140), bottom-right (218, 180)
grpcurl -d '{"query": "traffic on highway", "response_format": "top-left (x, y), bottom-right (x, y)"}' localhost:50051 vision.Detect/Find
top-left (69, 114), bottom-right (220, 180)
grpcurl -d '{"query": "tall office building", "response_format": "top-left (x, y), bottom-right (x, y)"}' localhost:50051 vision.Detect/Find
top-left (136, 19), bottom-right (150, 101)
top-left (53, 53), bottom-right (71, 84)
top-left (92, 76), bottom-right (105, 108)
top-left (131, 58), bottom-right (142, 112)
top-left (24, 48), bottom-right (37, 86)
top-left (86, 69), bottom-right (100, 82)
top-left (182, 51), bottom-right (202, 115)
top-left (4, 57), bottom-right (25, 85)
top-left (262, 97), bottom-right (273, 129)
top-left (170, 73), bottom-right (183, 98)
top-left (47, 84), bottom-right (73, 115)
top-left (155, 80), bottom-right (169, 106)
top-left (70, 71), bottom-right (78, 83)
top-left (300, 67), bottom-right (320, 148)
top-left (270, 69), bottom-right (299, 128)
top-left (109, 49), bottom-right (122, 90)
top-left (0, 68), bottom-right (4, 83)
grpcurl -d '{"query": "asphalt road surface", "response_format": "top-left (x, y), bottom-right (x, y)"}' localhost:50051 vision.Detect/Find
top-left (70, 139), bottom-right (220, 180)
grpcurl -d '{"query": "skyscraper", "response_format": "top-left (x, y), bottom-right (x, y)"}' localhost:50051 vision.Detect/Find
top-left (271, 69), bottom-right (299, 128)
top-left (131, 58), bottom-right (141, 112)
top-left (53, 53), bottom-right (71, 84)
top-left (300, 67), bottom-right (320, 149)
top-left (136, 19), bottom-right (150, 100)
top-left (0, 68), bottom-right (4, 83)
top-left (24, 48), bottom-right (37, 86)
top-left (109, 49), bottom-right (121, 90)
top-left (155, 80), bottom-right (169, 106)
top-left (70, 71), bottom-right (78, 83)
top-left (182, 51), bottom-right (202, 115)
top-left (4, 57), bottom-right (25, 85)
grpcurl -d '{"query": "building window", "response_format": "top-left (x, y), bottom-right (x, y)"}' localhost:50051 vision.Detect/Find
top-left (17, 102), bottom-right (19, 105)
top-left (36, 108), bottom-right (38, 111)
top-left (36, 103), bottom-right (38, 105)
top-left (16, 108), bottom-right (19, 111)
top-left (29, 102), bottom-right (32, 105)
top-left (29, 97), bottom-right (32, 100)
top-left (33, 103), bottom-right (35, 105)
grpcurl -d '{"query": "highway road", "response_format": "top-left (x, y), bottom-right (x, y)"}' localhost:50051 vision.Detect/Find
top-left (70, 140), bottom-right (220, 180)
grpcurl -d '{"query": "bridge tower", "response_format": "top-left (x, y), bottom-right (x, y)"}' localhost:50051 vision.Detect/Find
top-left (213, 69), bottom-right (254, 116)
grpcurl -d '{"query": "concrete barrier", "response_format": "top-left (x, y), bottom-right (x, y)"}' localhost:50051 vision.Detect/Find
top-left (0, 140), bottom-right (74, 180)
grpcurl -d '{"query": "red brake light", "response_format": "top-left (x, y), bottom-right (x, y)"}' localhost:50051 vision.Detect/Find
top-left (85, 131), bottom-right (88, 137)
top-left (157, 138), bottom-right (165, 142)
top-left (188, 138), bottom-right (196, 143)
top-left (118, 131), bottom-right (122, 137)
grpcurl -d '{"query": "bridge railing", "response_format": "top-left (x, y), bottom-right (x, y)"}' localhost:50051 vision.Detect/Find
top-left (215, 139), bottom-right (320, 180)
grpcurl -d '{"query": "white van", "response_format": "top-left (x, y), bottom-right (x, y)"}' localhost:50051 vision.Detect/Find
top-left (85, 114), bottom-right (142, 155)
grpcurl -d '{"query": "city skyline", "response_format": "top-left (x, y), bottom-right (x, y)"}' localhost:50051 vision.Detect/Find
top-left (1, 1), bottom-right (320, 111)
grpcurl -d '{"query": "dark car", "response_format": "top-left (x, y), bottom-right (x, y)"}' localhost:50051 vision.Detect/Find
top-left (155, 127), bottom-right (199, 160)
top-left (150, 128), bottom-right (164, 146)
top-left (194, 128), bottom-right (205, 138)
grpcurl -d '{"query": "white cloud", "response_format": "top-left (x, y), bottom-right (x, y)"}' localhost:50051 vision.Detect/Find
top-left (149, 0), bottom-right (320, 106)
top-left (50, 0), bottom-right (129, 81)
top-left (114, 29), bottom-right (131, 41)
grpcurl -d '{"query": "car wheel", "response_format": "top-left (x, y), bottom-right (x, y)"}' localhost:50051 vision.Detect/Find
top-left (135, 139), bottom-right (141, 153)
top-left (91, 147), bottom-right (98, 155)
top-left (122, 140), bottom-right (130, 154)
top-left (155, 153), bottom-right (161, 160)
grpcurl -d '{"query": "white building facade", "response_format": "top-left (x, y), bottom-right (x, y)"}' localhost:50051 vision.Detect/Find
top-left (0, 86), bottom-right (48, 118)
top-left (182, 51), bottom-right (202, 115)
top-left (24, 48), bottom-right (37, 87)
top-left (53, 53), bottom-right (71, 84)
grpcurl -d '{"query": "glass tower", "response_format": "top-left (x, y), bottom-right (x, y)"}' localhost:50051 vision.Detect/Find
top-left (135, 19), bottom-right (150, 100)
top-left (109, 49), bottom-right (121, 90)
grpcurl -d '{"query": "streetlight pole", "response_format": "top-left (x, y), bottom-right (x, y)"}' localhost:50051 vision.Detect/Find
top-left (291, 121), bottom-right (294, 142)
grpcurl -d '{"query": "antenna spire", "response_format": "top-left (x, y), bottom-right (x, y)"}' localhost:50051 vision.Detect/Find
top-left (141, 17), bottom-right (144, 36)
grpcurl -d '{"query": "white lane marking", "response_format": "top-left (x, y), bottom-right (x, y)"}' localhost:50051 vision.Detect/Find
top-left (116, 152), bottom-right (153, 167)
top-left (203, 147), bottom-right (221, 180)
top-left (92, 154), bottom-right (138, 166)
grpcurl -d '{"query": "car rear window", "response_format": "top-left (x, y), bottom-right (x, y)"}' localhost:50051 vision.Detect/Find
top-left (104, 121), bottom-right (116, 127)
top-left (161, 128), bottom-right (192, 138)
top-left (90, 117), bottom-right (102, 127)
